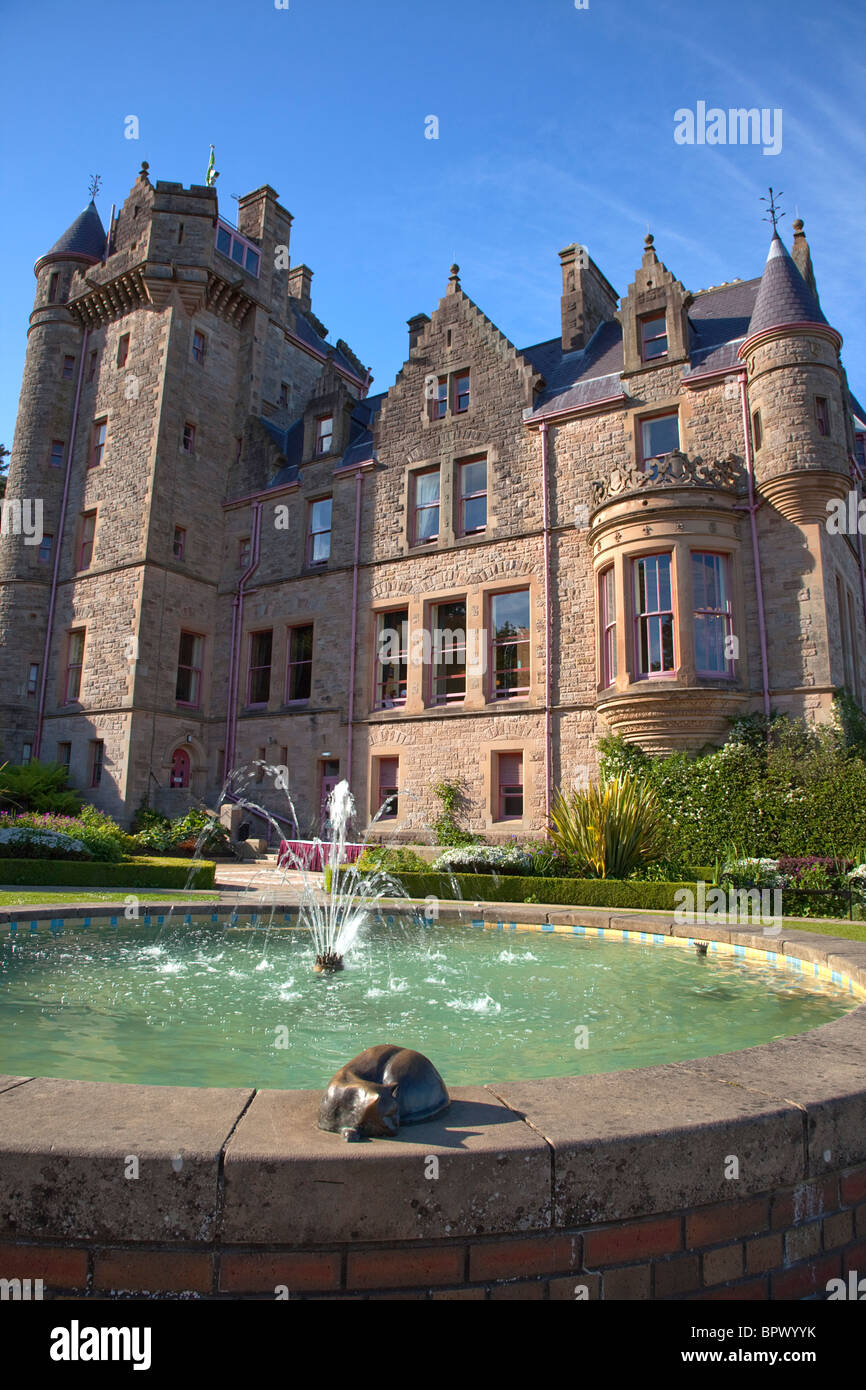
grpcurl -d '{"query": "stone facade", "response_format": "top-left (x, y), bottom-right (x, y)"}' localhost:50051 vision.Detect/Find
top-left (2, 169), bottom-right (864, 833)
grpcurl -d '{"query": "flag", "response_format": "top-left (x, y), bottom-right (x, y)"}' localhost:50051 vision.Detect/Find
top-left (205, 146), bottom-right (216, 187)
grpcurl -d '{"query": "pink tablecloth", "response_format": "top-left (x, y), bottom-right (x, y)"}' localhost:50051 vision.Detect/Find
top-left (277, 839), bottom-right (366, 872)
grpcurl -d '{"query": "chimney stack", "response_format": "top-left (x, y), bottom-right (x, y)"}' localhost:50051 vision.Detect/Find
top-left (407, 313), bottom-right (431, 351)
top-left (791, 218), bottom-right (819, 303)
top-left (287, 263), bottom-right (313, 311)
top-left (559, 243), bottom-right (619, 353)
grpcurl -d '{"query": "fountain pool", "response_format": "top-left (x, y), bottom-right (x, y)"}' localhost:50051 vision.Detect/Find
top-left (0, 915), bottom-right (856, 1089)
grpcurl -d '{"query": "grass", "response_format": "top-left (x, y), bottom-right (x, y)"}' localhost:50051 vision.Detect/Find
top-left (0, 890), bottom-right (220, 907)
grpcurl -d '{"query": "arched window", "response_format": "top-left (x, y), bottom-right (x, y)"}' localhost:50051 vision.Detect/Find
top-left (170, 747), bottom-right (191, 788)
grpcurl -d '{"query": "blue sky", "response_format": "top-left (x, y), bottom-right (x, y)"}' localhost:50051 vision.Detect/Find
top-left (1, 0), bottom-right (864, 448)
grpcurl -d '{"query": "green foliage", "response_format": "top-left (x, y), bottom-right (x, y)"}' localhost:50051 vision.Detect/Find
top-left (128, 805), bottom-right (230, 854)
top-left (598, 719), bottom-right (866, 863)
top-left (379, 871), bottom-right (696, 910)
top-left (0, 760), bottom-right (82, 815)
top-left (549, 773), bottom-right (667, 878)
top-left (834, 688), bottom-right (866, 759)
top-left (355, 846), bottom-right (430, 874)
top-left (430, 778), bottom-right (481, 847)
top-left (0, 857), bottom-right (216, 888)
top-left (0, 808), bottom-right (126, 862)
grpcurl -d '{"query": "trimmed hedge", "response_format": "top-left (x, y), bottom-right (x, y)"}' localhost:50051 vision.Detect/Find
top-left (0, 857), bottom-right (216, 889)
top-left (369, 871), bottom-right (696, 910)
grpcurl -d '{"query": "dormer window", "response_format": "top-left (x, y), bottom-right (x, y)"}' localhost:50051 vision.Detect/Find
top-left (640, 313), bottom-right (668, 361)
top-left (640, 412), bottom-right (679, 468)
top-left (215, 220), bottom-right (261, 277)
top-left (315, 416), bottom-right (333, 457)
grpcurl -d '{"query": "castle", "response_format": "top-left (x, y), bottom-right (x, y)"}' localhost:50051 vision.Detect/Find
top-left (2, 162), bottom-right (864, 837)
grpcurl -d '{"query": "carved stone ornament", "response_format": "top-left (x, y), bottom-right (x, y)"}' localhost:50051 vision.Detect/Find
top-left (590, 451), bottom-right (746, 508)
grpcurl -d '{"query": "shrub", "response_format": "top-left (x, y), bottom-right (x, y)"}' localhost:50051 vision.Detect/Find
top-left (549, 773), bottom-right (667, 878)
top-left (0, 760), bottom-right (82, 815)
top-left (0, 827), bottom-right (92, 860)
top-left (355, 846), bottom-right (430, 874)
top-left (432, 845), bottom-right (536, 876)
top-left (430, 779), bottom-right (481, 847)
top-left (128, 807), bottom-right (230, 855)
top-left (0, 810), bottom-right (125, 862)
top-left (0, 857), bottom-right (216, 889)
top-left (368, 871), bottom-right (696, 910)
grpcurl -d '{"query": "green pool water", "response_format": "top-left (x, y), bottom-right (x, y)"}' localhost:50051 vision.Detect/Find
top-left (0, 921), bottom-right (854, 1089)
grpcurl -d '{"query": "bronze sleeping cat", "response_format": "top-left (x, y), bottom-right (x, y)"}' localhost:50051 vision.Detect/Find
top-left (317, 1044), bottom-right (449, 1141)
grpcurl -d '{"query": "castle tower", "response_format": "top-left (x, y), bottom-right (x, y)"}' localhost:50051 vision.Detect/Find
top-left (0, 200), bottom-right (106, 761)
top-left (740, 227), bottom-right (863, 717)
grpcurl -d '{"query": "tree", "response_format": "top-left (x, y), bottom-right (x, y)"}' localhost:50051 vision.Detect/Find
top-left (0, 444), bottom-right (9, 499)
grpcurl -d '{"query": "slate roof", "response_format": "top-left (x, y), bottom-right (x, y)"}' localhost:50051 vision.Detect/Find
top-left (289, 307), bottom-right (365, 382)
top-left (746, 235), bottom-right (829, 338)
top-left (40, 201), bottom-right (106, 265)
top-left (266, 394), bottom-right (384, 488)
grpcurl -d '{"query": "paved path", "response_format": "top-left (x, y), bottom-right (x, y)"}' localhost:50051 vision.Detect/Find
top-left (213, 857), bottom-right (314, 905)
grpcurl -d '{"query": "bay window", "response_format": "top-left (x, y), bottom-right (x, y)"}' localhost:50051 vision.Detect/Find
top-left (634, 554), bottom-right (675, 676)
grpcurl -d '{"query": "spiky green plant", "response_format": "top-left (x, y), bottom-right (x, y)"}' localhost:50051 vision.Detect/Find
top-left (549, 773), bottom-right (667, 878)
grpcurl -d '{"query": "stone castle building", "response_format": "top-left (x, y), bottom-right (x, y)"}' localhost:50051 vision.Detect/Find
top-left (2, 162), bottom-right (864, 836)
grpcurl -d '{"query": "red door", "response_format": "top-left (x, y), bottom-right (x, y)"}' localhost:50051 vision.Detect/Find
top-left (170, 747), bottom-right (191, 788)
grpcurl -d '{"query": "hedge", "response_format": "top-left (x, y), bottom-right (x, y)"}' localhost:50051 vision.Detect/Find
top-left (0, 857), bottom-right (216, 889)
top-left (356, 871), bottom-right (697, 910)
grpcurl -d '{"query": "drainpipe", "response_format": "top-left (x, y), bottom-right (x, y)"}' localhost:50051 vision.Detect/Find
top-left (345, 468), bottom-right (363, 792)
top-left (539, 419), bottom-right (552, 820)
top-left (225, 500), bottom-right (262, 774)
top-left (739, 377), bottom-right (771, 718)
top-left (34, 328), bottom-right (89, 758)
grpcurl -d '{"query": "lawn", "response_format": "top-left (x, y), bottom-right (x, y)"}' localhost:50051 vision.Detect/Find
top-left (0, 890), bottom-right (220, 907)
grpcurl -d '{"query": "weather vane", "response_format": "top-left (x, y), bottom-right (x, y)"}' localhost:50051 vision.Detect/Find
top-left (88, 174), bottom-right (102, 201)
top-left (761, 187), bottom-right (785, 233)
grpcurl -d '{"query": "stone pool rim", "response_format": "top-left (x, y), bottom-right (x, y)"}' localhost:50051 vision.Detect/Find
top-left (2, 904), bottom-right (866, 1301)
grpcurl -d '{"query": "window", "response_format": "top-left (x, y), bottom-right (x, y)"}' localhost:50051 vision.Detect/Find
top-left (49, 439), bottom-right (65, 468)
top-left (412, 468), bottom-right (440, 544)
top-left (279, 382), bottom-right (288, 409)
top-left (57, 742), bottom-right (71, 771)
top-left (173, 526), bottom-right (186, 561)
top-left (247, 629), bottom-right (273, 706)
top-left (634, 554), bottom-right (675, 676)
top-left (48, 273), bottom-right (59, 302)
top-left (90, 740), bottom-right (104, 788)
top-left (63, 355), bottom-right (75, 380)
top-left (377, 757), bottom-right (399, 818)
top-left (454, 372), bottom-right (470, 413)
top-left (838, 577), bottom-right (854, 693)
top-left (38, 534), bottom-right (53, 564)
top-left (116, 334), bottom-right (130, 368)
top-left (458, 456), bottom-right (487, 535)
top-left (752, 410), bottom-right (763, 451)
top-left (27, 663), bottom-right (39, 697)
top-left (78, 511), bottom-right (96, 570)
top-left (287, 624), bottom-right (313, 702)
top-left (856, 433), bottom-right (866, 473)
top-left (692, 552), bottom-right (733, 676)
top-left (600, 566), bottom-right (617, 687)
top-left (375, 609), bottom-right (408, 708)
top-left (491, 589), bottom-right (531, 699)
top-left (22, 743), bottom-right (32, 767)
top-left (816, 397), bottom-right (830, 437)
top-left (640, 413), bottom-right (679, 466)
top-left (308, 497), bottom-right (332, 564)
top-left (65, 629), bottom-right (85, 702)
top-left (170, 747), bottom-right (191, 788)
top-left (88, 351), bottom-right (98, 382)
top-left (315, 416), bottom-right (333, 457)
top-left (192, 331), bottom-right (206, 365)
top-left (89, 419), bottom-right (107, 468)
top-left (640, 313), bottom-right (668, 361)
top-left (238, 536), bottom-right (251, 568)
top-left (182, 422), bottom-right (196, 454)
top-left (175, 631), bottom-right (203, 706)
top-left (215, 220), bottom-right (260, 276)
top-left (431, 600), bottom-right (467, 704)
top-left (431, 376), bottom-right (448, 420)
top-left (498, 752), bottom-right (524, 820)
top-left (848, 590), bottom-right (861, 701)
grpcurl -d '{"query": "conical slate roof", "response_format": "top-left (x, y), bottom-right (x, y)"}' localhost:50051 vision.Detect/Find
top-left (40, 201), bottom-right (106, 265)
top-left (746, 234), bottom-right (828, 337)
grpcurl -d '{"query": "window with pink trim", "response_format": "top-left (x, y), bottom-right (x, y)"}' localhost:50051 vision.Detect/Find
top-left (173, 526), bottom-right (186, 561)
top-left (65, 630), bottom-right (85, 703)
top-left (116, 334), bottom-right (130, 368)
top-left (27, 663), bottom-right (39, 697)
top-left (454, 373), bottom-right (470, 413)
top-left (431, 599), bottom-right (466, 705)
top-left (639, 413), bottom-right (679, 469)
top-left (412, 468), bottom-right (439, 544)
top-left (599, 565), bottom-right (617, 687)
top-left (90, 740), bottom-right (104, 788)
top-left (78, 511), bottom-right (96, 570)
top-left (458, 456), bottom-right (487, 535)
top-left (38, 534), bottom-right (53, 564)
top-left (308, 497), bottom-right (332, 564)
top-left (175, 631), bottom-right (203, 707)
top-left (192, 331), bottom-right (206, 365)
top-left (375, 609), bottom-right (408, 708)
top-left (634, 554), bottom-right (675, 677)
top-left (49, 439), bottom-right (65, 468)
top-left (692, 552), bottom-right (733, 677)
top-left (816, 397), bottom-right (829, 437)
top-left (430, 376), bottom-right (448, 420)
top-left (247, 629), bottom-right (273, 706)
top-left (315, 416), bottom-right (333, 456)
top-left (497, 752), bottom-right (524, 820)
top-left (640, 313), bottom-right (668, 361)
top-left (490, 589), bottom-right (530, 699)
top-left (89, 419), bottom-right (106, 468)
top-left (286, 625), bottom-right (313, 702)
top-left (377, 757), bottom-right (399, 818)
